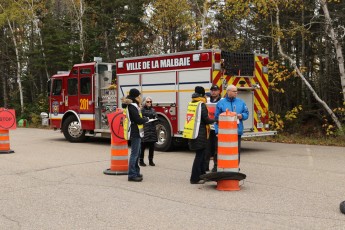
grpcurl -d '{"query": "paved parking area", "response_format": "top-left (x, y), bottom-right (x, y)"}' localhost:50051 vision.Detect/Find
top-left (0, 128), bottom-right (344, 229)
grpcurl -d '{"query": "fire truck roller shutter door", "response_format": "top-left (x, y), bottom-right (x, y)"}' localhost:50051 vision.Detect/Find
top-left (62, 115), bottom-right (88, 142)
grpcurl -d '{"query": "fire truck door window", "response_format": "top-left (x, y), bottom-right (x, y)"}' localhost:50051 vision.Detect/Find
top-left (80, 77), bottom-right (91, 95)
top-left (80, 68), bottom-right (91, 74)
top-left (52, 79), bottom-right (62, 95)
top-left (97, 64), bottom-right (108, 74)
top-left (68, 78), bottom-right (78, 95)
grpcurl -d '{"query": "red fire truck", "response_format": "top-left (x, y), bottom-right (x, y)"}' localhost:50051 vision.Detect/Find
top-left (44, 50), bottom-right (276, 151)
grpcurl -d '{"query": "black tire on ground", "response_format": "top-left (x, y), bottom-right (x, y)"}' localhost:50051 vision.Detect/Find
top-left (62, 115), bottom-right (88, 142)
top-left (155, 117), bottom-right (172, 152)
top-left (340, 201), bottom-right (345, 214)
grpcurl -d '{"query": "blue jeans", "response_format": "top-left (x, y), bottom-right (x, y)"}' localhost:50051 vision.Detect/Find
top-left (128, 137), bottom-right (141, 178)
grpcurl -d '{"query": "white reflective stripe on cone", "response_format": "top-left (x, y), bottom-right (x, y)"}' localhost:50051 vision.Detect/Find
top-left (218, 142), bottom-right (238, 147)
top-left (219, 116), bottom-right (236, 121)
top-left (218, 129), bottom-right (237, 134)
top-left (218, 168), bottom-right (239, 172)
top-left (111, 156), bottom-right (128, 160)
top-left (218, 155), bottom-right (238, 160)
top-left (112, 145), bottom-right (128, 150)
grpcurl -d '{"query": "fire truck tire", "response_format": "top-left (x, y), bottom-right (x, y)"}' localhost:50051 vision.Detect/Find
top-left (155, 117), bottom-right (172, 152)
top-left (62, 116), bottom-right (88, 142)
top-left (340, 201), bottom-right (345, 214)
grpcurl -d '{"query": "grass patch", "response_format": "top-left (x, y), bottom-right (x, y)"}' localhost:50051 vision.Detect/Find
top-left (243, 133), bottom-right (345, 147)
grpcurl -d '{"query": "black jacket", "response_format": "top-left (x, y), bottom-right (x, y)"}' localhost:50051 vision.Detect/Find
top-left (141, 106), bottom-right (158, 143)
top-left (188, 93), bottom-right (216, 150)
top-left (121, 97), bottom-right (148, 139)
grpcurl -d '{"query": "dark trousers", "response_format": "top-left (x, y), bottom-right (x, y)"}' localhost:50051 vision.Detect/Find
top-left (190, 148), bottom-right (206, 182)
top-left (205, 130), bottom-right (217, 169)
top-left (238, 135), bottom-right (241, 163)
top-left (140, 141), bottom-right (155, 161)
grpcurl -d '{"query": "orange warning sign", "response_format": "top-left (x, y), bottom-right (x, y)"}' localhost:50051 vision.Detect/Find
top-left (107, 109), bottom-right (125, 143)
top-left (0, 108), bottom-right (16, 130)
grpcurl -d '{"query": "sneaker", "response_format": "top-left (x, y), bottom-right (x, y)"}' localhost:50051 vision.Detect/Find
top-left (128, 176), bottom-right (143, 182)
top-left (149, 161), bottom-right (155, 166)
top-left (190, 180), bottom-right (205, 184)
top-left (139, 161), bottom-right (146, 166)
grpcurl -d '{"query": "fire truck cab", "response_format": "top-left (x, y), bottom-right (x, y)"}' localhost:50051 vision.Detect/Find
top-left (47, 58), bottom-right (116, 142)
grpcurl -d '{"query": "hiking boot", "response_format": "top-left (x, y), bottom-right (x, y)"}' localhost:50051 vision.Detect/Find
top-left (128, 176), bottom-right (143, 182)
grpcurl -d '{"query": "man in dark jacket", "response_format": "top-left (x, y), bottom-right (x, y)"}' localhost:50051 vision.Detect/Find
top-left (206, 85), bottom-right (221, 172)
top-left (185, 86), bottom-right (215, 184)
top-left (121, 88), bottom-right (149, 182)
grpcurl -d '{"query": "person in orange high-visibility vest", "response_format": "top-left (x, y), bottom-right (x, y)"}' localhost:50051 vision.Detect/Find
top-left (183, 86), bottom-right (215, 184)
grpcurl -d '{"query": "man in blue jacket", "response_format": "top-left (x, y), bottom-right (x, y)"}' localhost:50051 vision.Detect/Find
top-left (214, 85), bottom-right (249, 164)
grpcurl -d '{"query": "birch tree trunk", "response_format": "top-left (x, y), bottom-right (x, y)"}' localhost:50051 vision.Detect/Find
top-left (71, 0), bottom-right (86, 62)
top-left (1, 28), bottom-right (7, 108)
top-left (25, 0), bottom-right (50, 81)
top-left (274, 3), bottom-right (343, 132)
top-left (320, 0), bottom-right (345, 103)
top-left (7, 19), bottom-right (24, 114)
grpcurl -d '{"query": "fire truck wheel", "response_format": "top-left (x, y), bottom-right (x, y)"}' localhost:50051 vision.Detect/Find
top-left (62, 116), bottom-right (88, 142)
top-left (155, 118), bottom-right (172, 152)
top-left (340, 201), bottom-right (345, 214)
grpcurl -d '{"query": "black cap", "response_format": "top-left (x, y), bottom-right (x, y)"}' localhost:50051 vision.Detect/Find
top-left (129, 88), bottom-right (140, 98)
top-left (195, 86), bottom-right (205, 96)
top-left (210, 85), bottom-right (220, 91)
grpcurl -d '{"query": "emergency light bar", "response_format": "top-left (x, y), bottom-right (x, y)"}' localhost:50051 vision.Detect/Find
top-left (118, 61), bottom-right (124, 68)
top-left (94, 57), bottom-right (102, 62)
top-left (192, 53), bottom-right (209, 62)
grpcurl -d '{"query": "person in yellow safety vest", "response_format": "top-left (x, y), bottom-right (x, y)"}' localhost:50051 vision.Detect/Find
top-left (183, 86), bottom-right (215, 184)
top-left (121, 88), bottom-right (149, 182)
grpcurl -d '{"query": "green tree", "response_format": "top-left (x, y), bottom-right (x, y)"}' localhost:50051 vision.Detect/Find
top-left (148, 0), bottom-right (194, 53)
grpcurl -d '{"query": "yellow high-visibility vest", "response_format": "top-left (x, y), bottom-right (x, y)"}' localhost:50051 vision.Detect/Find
top-left (183, 101), bottom-right (202, 139)
top-left (123, 103), bottom-right (144, 140)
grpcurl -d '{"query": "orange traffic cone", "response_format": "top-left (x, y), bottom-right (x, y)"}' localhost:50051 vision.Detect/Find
top-left (216, 109), bottom-right (241, 191)
top-left (0, 129), bottom-right (14, 154)
top-left (103, 135), bottom-right (128, 175)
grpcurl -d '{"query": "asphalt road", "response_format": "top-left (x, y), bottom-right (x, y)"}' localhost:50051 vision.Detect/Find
top-left (0, 128), bottom-right (345, 230)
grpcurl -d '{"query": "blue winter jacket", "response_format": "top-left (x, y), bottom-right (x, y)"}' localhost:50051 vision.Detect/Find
top-left (214, 96), bottom-right (249, 135)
